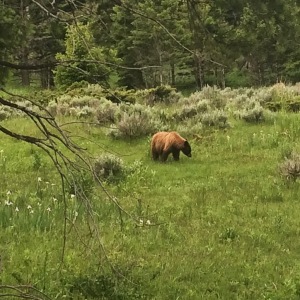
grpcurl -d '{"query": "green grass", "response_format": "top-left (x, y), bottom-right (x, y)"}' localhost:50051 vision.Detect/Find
top-left (2, 112), bottom-right (300, 299)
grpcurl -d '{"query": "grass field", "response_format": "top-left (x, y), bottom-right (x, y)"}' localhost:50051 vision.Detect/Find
top-left (2, 88), bottom-right (300, 299)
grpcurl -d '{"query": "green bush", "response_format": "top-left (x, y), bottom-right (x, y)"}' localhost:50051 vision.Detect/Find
top-left (176, 105), bottom-right (198, 120)
top-left (0, 108), bottom-right (10, 121)
top-left (279, 152), bottom-right (300, 181)
top-left (263, 83), bottom-right (300, 112)
top-left (174, 100), bottom-right (210, 121)
top-left (94, 154), bottom-right (125, 182)
top-left (46, 101), bottom-right (58, 117)
top-left (239, 104), bottom-right (265, 123)
top-left (69, 96), bottom-right (96, 108)
top-left (110, 104), bottom-right (157, 138)
top-left (76, 106), bottom-right (96, 118)
top-left (200, 110), bottom-right (228, 128)
top-left (95, 101), bottom-right (118, 124)
top-left (106, 89), bottom-right (136, 104)
top-left (115, 111), bottom-right (154, 138)
top-left (141, 85), bottom-right (181, 106)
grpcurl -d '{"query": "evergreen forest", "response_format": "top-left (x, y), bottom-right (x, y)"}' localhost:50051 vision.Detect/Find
top-left (1, 0), bottom-right (300, 91)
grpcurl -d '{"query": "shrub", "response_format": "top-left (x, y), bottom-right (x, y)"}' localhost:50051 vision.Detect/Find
top-left (0, 109), bottom-right (10, 121)
top-left (116, 111), bottom-right (154, 138)
top-left (183, 91), bottom-right (202, 104)
top-left (106, 89), bottom-right (136, 104)
top-left (176, 121), bottom-right (203, 136)
top-left (66, 80), bottom-right (89, 91)
top-left (94, 154), bottom-right (125, 182)
top-left (16, 100), bottom-right (32, 108)
top-left (56, 94), bottom-right (73, 104)
top-left (231, 97), bottom-right (268, 123)
top-left (196, 100), bottom-right (210, 113)
top-left (76, 106), bottom-right (96, 118)
top-left (264, 83), bottom-right (300, 112)
top-left (173, 100), bottom-right (209, 121)
top-left (176, 105), bottom-right (198, 120)
top-left (141, 85), bottom-right (181, 106)
top-left (80, 83), bottom-right (105, 96)
top-left (70, 96), bottom-right (95, 108)
top-left (57, 103), bottom-right (71, 116)
top-left (200, 110), bottom-right (228, 128)
top-left (46, 101), bottom-right (58, 116)
top-left (95, 101), bottom-right (118, 124)
top-left (239, 103), bottom-right (265, 123)
top-left (111, 104), bottom-right (156, 138)
top-left (232, 94), bottom-right (249, 110)
top-left (201, 86), bottom-right (226, 109)
top-left (279, 152), bottom-right (300, 181)
top-left (181, 87), bottom-right (226, 110)
top-left (286, 95), bottom-right (300, 112)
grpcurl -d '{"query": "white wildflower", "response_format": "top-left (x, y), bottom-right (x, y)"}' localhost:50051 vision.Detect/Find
top-left (146, 220), bottom-right (151, 225)
top-left (15, 207), bottom-right (19, 212)
top-left (27, 205), bottom-right (32, 210)
top-left (139, 219), bottom-right (144, 225)
top-left (6, 190), bottom-right (11, 195)
top-left (37, 177), bottom-right (42, 182)
top-left (52, 197), bottom-right (58, 202)
top-left (5, 200), bottom-right (13, 206)
top-left (46, 207), bottom-right (51, 212)
top-left (29, 209), bottom-right (34, 214)
top-left (70, 194), bottom-right (75, 199)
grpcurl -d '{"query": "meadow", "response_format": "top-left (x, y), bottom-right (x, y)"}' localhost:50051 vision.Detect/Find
top-left (2, 84), bottom-right (300, 299)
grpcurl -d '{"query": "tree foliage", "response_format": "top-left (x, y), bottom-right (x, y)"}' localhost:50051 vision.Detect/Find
top-left (0, 0), bottom-right (300, 89)
top-left (54, 23), bottom-right (119, 88)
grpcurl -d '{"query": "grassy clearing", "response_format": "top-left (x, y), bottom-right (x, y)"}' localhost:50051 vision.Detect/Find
top-left (2, 106), bottom-right (300, 298)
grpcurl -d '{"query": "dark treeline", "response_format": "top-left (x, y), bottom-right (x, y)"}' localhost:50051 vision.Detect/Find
top-left (1, 0), bottom-right (300, 91)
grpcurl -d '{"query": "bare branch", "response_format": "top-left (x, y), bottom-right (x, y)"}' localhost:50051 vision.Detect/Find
top-left (0, 59), bottom-right (161, 71)
top-left (0, 284), bottom-right (51, 300)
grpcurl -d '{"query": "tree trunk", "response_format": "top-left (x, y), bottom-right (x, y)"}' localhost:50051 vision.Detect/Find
top-left (170, 62), bottom-right (175, 86)
top-left (221, 68), bottom-right (225, 89)
top-left (20, 0), bottom-right (30, 86)
top-left (40, 68), bottom-right (54, 89)
top-left (158, 49), bottom-right (163, 86)
top-left (194, 50), bottom-right (204, 89)
top-left (21, 52), bottom-right (30, 86)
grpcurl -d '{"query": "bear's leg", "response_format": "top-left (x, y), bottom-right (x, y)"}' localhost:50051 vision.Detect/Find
top-left (172, 150), bottom-right (180, 161)
top-left (152, 150), bottom-right (159, 161)
top-left (161, 151), bottom-right (169, 162)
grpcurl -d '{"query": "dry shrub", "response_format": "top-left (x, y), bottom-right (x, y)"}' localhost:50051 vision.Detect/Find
top-left (95, 101), bottom-right (118, 124)
top-left (94, 154), bottom-right (125, 182)
top-left (279, 152), bottom-right (300, 181)
top-left (110, 104), bottom-right (157, 138)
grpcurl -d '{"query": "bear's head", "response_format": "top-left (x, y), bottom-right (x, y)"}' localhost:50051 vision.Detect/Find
top-left (182, 140), bottom-right (192, 157)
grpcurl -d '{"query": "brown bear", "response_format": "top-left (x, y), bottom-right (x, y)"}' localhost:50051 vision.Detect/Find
top-left (151, 131), bottom-right (192, 162)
